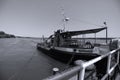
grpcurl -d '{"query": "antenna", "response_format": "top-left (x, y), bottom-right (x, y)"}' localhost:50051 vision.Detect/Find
top-left (61, 7), bottom-right (70, 31)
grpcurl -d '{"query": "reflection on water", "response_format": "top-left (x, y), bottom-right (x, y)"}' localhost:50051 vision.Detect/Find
top-left (0, 38), bottom-right (67, 80)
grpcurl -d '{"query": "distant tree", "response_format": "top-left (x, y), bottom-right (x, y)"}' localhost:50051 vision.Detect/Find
top-left (0, 31), bottom-right (15, 38)
top-left (9, 34), bottom-right (15, 38)
top-left (0, 31), bottom-right (5, 35)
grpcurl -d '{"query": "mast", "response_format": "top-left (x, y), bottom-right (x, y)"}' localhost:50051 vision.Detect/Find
top-left (104, 22), bottom-right (108, 44)
top-left (95, 33), bottom-right (96, 43)
top-left (61, 8), bottom-right (69, 31)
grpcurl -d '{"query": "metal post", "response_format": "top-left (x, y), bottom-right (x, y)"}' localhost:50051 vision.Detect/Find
top-left (106, 27), bottom-right (108, 44)
top-left (82, 34), bottom-right (86, 44)
top-left (117, 50), bottom-right (120, 64)
top-left (107, 54), bottom-right (111, 78)
top-left (75, 60), bottom-right (85, 80)
top-left (79, 68), bottom-right (85, 80)
top-left (77, 71), bottom-right (80, 80)
top-left (104, 22), bottom-right (108, 44)
top-left (95, 33), bottom-right (96, 43)
top-left (117, 50), bottom-right (120, 73)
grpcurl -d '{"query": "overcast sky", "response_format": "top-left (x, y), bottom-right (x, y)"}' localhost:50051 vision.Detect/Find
top-left (0, 0), bottom-right (120, 37)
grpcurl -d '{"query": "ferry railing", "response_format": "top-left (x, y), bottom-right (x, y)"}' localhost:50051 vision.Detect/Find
top-left (43, 47), bottom-right (120, 80)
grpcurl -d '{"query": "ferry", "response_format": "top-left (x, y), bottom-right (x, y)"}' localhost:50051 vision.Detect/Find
top-left (36, 27), bottom-right (113, 62)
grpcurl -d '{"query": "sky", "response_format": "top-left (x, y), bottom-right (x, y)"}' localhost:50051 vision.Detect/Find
top-left (0, 0), bottom-right (120, 37)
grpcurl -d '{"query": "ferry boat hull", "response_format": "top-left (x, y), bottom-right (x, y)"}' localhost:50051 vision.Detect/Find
top-left (37, 44), bottom-right (100, 62)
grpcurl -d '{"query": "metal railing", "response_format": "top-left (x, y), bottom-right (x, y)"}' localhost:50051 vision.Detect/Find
top-left (43, 47), bottom-right (120, 80)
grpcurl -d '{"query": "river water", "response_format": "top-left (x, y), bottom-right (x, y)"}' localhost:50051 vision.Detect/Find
top-left (0, 38), bottom-right (67, 80)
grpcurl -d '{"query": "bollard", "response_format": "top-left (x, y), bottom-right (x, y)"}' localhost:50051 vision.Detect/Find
top-left (52, 67), bottom-right (59, 75)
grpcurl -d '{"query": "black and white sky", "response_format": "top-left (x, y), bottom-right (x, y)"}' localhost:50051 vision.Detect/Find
top-left (0, 0), bottom-right (120, 37)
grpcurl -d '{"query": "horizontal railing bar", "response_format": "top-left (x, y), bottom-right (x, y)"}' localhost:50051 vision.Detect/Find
top-left (110, 49), bottom-right (118, 54)
top-left (83, 56), bottom-right (103, 68)
top-left (101, 74), bottom-right (108, 80)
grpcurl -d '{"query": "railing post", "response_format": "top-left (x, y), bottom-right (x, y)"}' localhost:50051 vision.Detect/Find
top-left (117, 50), bottom-right (119, 64)
top-left (107, 54), bottom-right (111, 78)
top-left (78, 68), bottom-right (85, 80)
top-left (75, 60), bottom-right (85, 80)
top-left (117, 50), bottom-right (120, 73)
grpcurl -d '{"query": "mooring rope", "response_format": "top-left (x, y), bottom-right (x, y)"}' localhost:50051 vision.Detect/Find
top-left (64, 49), bottom-right (76, 70)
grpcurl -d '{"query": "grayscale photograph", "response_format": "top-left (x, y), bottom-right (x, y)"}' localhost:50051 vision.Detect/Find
top-left (0, 0), bottom-right (120, 80)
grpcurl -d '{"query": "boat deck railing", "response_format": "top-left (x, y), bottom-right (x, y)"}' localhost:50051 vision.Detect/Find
top-left (43, 47), bottom-right (120, 80)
